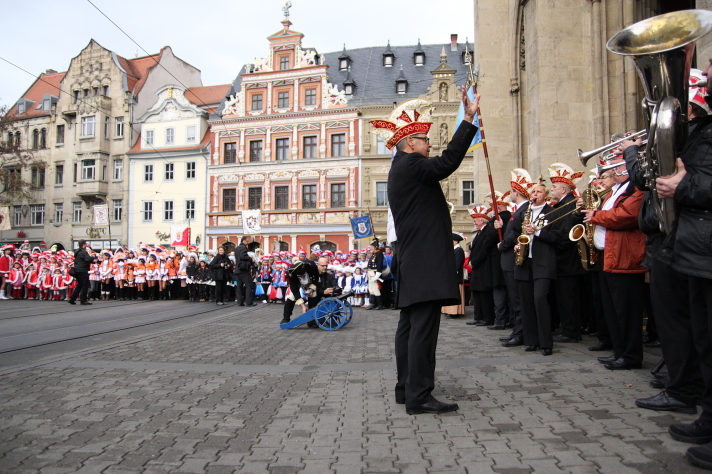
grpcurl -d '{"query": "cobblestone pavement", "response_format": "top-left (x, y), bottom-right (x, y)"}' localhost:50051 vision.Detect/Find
top-left (0, 301), bottom-right (705, 473)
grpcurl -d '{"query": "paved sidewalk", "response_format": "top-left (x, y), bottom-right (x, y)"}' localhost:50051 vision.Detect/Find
top-left (0, 302), bottom-right (704, 473)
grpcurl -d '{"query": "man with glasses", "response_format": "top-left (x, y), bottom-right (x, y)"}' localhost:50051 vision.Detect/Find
top-left (372, 88), bottom-right (480, 415)
top-left (280, 257), bottom-right (336, 327)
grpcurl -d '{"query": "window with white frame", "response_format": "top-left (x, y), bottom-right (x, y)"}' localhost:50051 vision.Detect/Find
top-left (462, 181), bottom-right (475, 206)
top-left (376, 136), bottom-right (388, 155)
top-left (163, 201), bottom-right (174, 221)
top-left (81, 116), bottom-right (95, 137)
top-left (145, 130), bottom-right (154, 146)
top-left (166, 128), bottom-right (175, 145)
top-left (30, 205), bottom-right (44, 226)
top-left (186, 161), bottom-right (196, 180)
top-left (186, 125), bottom-right (196, 143)
top-left (143, 201), bottom-right (153, 222)
top-left (73, 202), bottom-right (82, 223)
top-left (164, 163), bottom-right (174, 181)
top-left (13, 206), bottom-right (21, 226)
top-left (144, 164), bottom-right (153, 182)
top-left (54, 203), bottom-right (63, 224)
top-left (104, 117), bottom-right (110, 139)
top-left (113, 160), bottom-right (123, 181)
top-left (376, 182), bottom-right (388, 206)
top-left (115, 117), bottom-right (124, 137)
top-left (55, 165), bottom-right (63, 185)
top-left (81, 159), bottom-right (96, 180)
top-left (185, 200), bottom-right (195, 220)
top-left (112, 199), bottom-right (122, 221)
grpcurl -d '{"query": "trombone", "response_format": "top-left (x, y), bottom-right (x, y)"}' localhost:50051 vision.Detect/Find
top-left (577, 130), bottom-right (646, 166)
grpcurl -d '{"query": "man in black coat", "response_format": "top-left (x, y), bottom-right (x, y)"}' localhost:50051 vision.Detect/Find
top-left (69, 239), bottom-right (94, 305)
top-left (383, 88), bottom-right (479, 415)
top-left (467, 208), bottom-right (496, 326)
top-left (234, 236), bottom-right (255, 306)
top-left (487, 198), bottom-right (511, 330)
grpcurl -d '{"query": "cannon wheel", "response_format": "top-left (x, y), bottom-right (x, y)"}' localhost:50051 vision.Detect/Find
top-left (314, 298), bottom-right (350, 331)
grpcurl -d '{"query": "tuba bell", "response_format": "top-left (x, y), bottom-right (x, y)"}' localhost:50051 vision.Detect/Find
top-left (607, 9), bottom-right (712, 234)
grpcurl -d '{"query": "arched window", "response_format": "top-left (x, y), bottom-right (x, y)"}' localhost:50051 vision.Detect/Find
top-left (312, 241), bottom-right (337, 253)
top-left (40, 129), bottom-right (47, 149)
top-left (222, 241), bottom-right (236, 254)
top-left (273, 240), bottom-right (289, 252)
top-left (247, 241), bottom-right (261, 253)
top-left (14, 132), bottom-right (20, 147)
top-left (32, 129), bottom-right (39, 149)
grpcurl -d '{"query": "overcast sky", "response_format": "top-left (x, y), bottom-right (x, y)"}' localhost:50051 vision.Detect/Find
top-left (0, 0), bottom-right (474, 107)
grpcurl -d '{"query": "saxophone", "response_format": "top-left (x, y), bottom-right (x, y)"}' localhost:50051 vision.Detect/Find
top-left (515, 203), bottom-right (533, 266)
top-left (569, 183), bottom-right (602, 270)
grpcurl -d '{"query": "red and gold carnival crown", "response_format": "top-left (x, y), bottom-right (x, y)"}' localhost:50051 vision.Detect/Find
top-left (548, 162), bottom-right (584, 190)
top-left (469, 204), bottom-right (491, 221)
top-left (510, 169), bottom-right (536, 199)
top-left (690, 68), bottom-right (711, 115)
top-left (370, 99), bottom-right (433, 150)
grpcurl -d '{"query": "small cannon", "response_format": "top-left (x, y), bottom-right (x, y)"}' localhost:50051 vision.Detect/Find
top-left (280, 291), bottom-right (354, 331)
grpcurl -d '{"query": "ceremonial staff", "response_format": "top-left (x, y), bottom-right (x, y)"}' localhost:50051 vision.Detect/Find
top-left (465, 50), bottom-right (501, 241)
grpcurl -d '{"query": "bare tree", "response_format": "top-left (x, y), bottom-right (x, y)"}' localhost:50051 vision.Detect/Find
top-left (0, 106), bottom-right (44, 206)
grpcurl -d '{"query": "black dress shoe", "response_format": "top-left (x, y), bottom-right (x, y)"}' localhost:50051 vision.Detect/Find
top-left (597, 355), bottom-right (617, 363)
top-left (589, 342), bottom-right (613, 351)
top-left (499, 334), bottom-right (515, 342)
top-left (645, 340), bottom-right (662, 348)
top-left (503, 337), bottom-right (523, 347)
top-left (553, 334), bottom-right (581, 343)
top-left (68, 300), bottom-right (76, 305)
top-left (280, 319), bottom-right (290, 324)
top-left (80, 302), bottom-right (92, 305)
top-left (466, 320), bottom-right (478, 326)
top-left (581, 327), bottom-right (595, 335)
top-left (649, 379), bottom-right (666, 390)
top-left (475, 321), bottom-right (492, 326)
top-left (669, 420), bottom-right (712, 444)
top-left (604, 358), bottom-right (642, 370)
top-left (542, 348), bottom-right (553, 356)
top-left (487, 325), bottom-right (506, 330)
top-left (524, 345), bottom-right (540, 352)
top-left (687, 442), bottom-right (712, 470)
top-left (406, 398), bottom-right (459, 415)
top-left (395, 398), bottom-right (405, 405)
top-left (635, 391), bottom-right (697, 414)
top-left (643, 335), bottom-right (658, 344)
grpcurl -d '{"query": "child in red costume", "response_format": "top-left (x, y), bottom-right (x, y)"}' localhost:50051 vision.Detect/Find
top-left (24, 263), bottom-right (39, 300)
top-left (8, 261), bottom-right (24, 299)
top-left (39, 267), bottom-right (52, 300)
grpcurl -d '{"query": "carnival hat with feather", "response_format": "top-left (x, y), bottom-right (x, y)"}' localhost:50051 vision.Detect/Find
top-left (370, 99), bottom-right (434, 150)
top-left (510, 169), bottom-right (537, 199)
top-left (690, 68), bottom-right (711, 115)
top-left (548, 163), bottom-right (584, 189)
top-left (469, 204), bottom-right (491, 221)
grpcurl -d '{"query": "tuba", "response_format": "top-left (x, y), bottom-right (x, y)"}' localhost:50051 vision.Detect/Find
top-left (515, 202), bottom-right (532, 266)
top-left (607, 10), bottom-right (712, 234)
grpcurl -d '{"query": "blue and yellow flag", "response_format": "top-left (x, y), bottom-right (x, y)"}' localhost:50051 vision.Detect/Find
top-left (454, 85), bottom-right (483, 152)
top-left (350, 215), bottom-right (375, 240)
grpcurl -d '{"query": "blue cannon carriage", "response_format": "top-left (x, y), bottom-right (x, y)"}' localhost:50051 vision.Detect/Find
top-left (280, 290), bottom-right (354, 331)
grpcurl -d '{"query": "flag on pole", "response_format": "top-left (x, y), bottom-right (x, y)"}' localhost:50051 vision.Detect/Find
top-left (171, 226), bottom-right (190, 246)
top-left (454, 85), bottom-right (483, 152)
top-left (93, 205), bottom-right (110, 227)
top-left (350, 215), bottom-right (374, 240)
top-left (242, 210), bottom-right (262, 235)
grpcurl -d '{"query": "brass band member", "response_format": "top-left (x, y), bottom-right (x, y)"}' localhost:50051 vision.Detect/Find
top-left (466, 206), bottom-right (496, 325)
top-left (578, 157), bottom-right (647, 370)
top-left (505, 183), bottom-right (559, 356)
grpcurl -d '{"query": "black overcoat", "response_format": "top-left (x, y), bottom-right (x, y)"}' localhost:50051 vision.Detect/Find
top-left (549, 192), bottom-right (586, 276)
top-left (489, 210), bottom-right (510, 286)
top-left (388, 121), bottom-right (478, 308)
top-left (469, 224), bottom-right (497, 291)
top-left (502, 203), bottom-right (560, 281)
top-left (453, 246), bottom-right (465, 283)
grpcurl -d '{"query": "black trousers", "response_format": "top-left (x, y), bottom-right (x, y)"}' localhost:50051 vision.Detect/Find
top-left (381, 279), bottom-right (394, 308)
top-left (650, 253), bottom-right (702, 405)
top-left (283, 294), bottom-right (319, 321)
top-left (70, 271), bottom-right (90, 303)
top-left (599, 271), bottom-right (645, 365)
top-left (492, 285), bottom-right (509, 327)
top-left (555, 274), bottom-right (581, 338)
top-left (472, 290), bottom-right (494, 324)
top-left (235, 272), bottom-right (252, 305)
top-left (503, 270), bottom-right (522, 337)
top-left (214, 279), bottom-right (227, 303)
top-left (395, 300), bottom-right (441, 409)
top-left (518, 276), bottom-right (553, 350)
top-left (689, 276), bottom-right (712, 421)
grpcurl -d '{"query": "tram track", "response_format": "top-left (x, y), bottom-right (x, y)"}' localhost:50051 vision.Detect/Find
top-left (0, 302), bottom-right (263, 374)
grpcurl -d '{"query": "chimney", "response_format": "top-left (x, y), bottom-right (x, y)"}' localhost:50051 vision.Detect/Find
top-left (450, 34), bottom-right (458, 51)
top-left (45, 69), bottom-right (57, 75)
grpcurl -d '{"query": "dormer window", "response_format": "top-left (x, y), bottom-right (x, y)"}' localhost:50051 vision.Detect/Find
top-left (279, 56), bottom-right (289, 70)
top-left (383, 41), bottom-right (395, 67)
top-left (338, 45), bottom-right (351, 71)
top-left (43, 99), bottom-right (50, 111)
top-left (343, 70), bottom-right (355, 96)
top-left (413, 39), bottom-right (425, 66)
top-left (396, 65), bottom-right (408, 94)
top-left (17, 102), bottom-right (25, 114)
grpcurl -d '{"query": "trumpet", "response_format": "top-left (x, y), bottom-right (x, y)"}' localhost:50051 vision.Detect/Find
top-left (577, 130), bottom-right (646, 166)
top-left (532, 187), bottom-right (611, 231)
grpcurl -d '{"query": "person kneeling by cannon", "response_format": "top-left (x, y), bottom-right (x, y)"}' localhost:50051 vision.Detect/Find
top-left (281, 256), bottom-right (339, 327)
